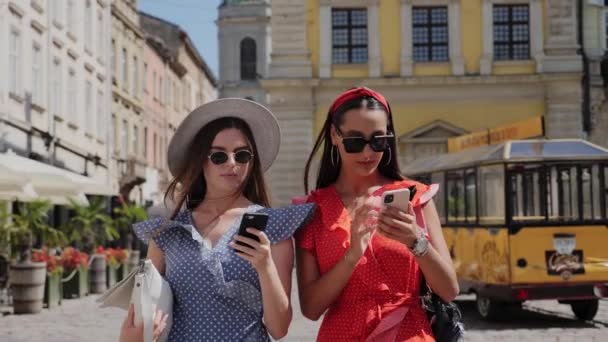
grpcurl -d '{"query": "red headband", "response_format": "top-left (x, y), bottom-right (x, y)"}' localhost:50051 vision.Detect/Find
top-left (328, 87), bottom-right (390, 115)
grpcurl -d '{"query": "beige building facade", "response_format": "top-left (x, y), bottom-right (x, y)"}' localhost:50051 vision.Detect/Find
top-left (139, 12), bottom-right (218, 206)
top-left (110, 0), bottom-right (146, 203)
top-left (584, 1), bottom-right (608, 148)
top-left (0, 0), bottom-right (114, 203)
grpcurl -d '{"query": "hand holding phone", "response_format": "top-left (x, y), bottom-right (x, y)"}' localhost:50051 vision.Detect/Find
top-left (236, 212), bottom-right (269, 248)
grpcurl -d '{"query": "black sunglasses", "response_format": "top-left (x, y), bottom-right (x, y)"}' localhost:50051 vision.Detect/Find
top-left (208, 150), bottom-right (254, 165)
top-left (337, 129), bottom-right (394, 153)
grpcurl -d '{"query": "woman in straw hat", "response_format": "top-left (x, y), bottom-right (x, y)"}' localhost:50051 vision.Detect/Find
top-left (119, 98), bottom-right (315, 341)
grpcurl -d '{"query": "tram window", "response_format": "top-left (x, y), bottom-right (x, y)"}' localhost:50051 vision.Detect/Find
top-left (547, 166), bottom-right (579, 221)
top-left (581, 165), bottom-right (602, 220)
top-left (465, 169), bottom-right (477, 221)
top-left (431, 172), bottom-right (446, 224)
top-left (479, 165), bottom-right (505, 225)
top-left (446, 170), bottom-right (465, 223)
top-left (509, 167), bottom-right (544, 220)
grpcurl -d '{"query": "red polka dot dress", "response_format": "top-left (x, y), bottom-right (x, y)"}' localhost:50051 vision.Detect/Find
top-left (295, 180), bottom-right (438, 342)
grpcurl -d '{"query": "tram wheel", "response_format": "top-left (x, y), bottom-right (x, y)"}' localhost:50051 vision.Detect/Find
top-left (570, 299), bottom-right (599, 321)
top-left (475, 294), bottom-right (506, 320)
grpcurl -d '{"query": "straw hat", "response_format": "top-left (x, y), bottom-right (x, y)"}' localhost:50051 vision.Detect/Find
top-left (167, 98), bottom-right (281, 176)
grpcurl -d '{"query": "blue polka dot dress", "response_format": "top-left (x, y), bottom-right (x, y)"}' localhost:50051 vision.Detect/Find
top-left (133, 203), bottom-right (316, 342)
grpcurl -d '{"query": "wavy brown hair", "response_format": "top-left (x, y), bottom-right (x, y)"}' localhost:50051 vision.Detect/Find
top-left (164, 117), bottom-right (270, 219)
top-left (304, 96), bottom-right (403, 194)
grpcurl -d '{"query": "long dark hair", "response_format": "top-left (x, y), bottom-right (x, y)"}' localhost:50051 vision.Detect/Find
top-left (165, 117), bottom-right (271, 219)
top-left (304, 95), bottom-right (403, 193)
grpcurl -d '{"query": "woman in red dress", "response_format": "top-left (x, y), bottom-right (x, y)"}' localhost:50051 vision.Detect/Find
top-left (295, 87), bottom-right (459, 341)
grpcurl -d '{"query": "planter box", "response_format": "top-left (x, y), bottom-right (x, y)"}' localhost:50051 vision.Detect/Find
top-left (117, 263), bottom-right (130, 282)
top-left (107, 265), bottom-right (118, 288)
top-left (10, 261), bottom-right (47, 314)
top-left (44, 272), bottom-right (62, 309)
top-left (89, 254), bottom-right (107, 294)
top-left (62, 265), bottom-right (88, 299)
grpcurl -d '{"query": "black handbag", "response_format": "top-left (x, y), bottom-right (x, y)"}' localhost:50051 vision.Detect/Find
top-left (419, 276), bottom-right (465, 342)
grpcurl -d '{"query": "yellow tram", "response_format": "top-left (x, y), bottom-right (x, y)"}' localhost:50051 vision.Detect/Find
top-left (404, 139), bottom-right (608, 320)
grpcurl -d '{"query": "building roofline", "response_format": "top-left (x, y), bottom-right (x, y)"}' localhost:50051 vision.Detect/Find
top-left (139, 11), bottom-right (218, 86)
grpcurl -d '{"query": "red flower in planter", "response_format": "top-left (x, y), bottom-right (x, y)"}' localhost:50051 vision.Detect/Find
top-left (104, 248), bottom-right (129, 267)
top-left (61, 247), bottom-right (90, 271)
top-left (31, 248), bottom-right (64, 274)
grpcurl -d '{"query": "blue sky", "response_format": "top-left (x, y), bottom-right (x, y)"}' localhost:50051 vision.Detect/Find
top-left (139, 0), bottom-right (223, 79)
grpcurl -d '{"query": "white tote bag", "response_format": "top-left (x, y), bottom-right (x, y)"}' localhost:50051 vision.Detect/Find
top-left (97, 259), bottom-right (173, 342)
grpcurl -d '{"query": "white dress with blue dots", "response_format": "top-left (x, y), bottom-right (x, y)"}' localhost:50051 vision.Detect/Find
top-left (133, 203), bottom-right (316, 342)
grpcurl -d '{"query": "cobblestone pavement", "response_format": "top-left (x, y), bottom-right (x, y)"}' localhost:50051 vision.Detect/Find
top-left (1, 289), bottom-right (607, 341)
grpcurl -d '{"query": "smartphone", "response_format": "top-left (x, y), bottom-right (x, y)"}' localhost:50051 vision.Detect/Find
top-left (382, 188), bottom-right (411, 210)
top-left (236, 212), bottom-right (269, 247)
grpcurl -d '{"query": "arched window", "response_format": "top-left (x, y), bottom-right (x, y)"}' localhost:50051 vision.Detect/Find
top-left (240, 38), bottom-right (257, 80)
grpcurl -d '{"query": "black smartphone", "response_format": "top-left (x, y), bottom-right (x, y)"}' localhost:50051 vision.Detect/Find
top-left (236, 212), bottom-right (269, 247)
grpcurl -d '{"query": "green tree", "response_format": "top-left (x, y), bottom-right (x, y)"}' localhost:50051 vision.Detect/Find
top-left (66, 198), bottom-right (118, 254)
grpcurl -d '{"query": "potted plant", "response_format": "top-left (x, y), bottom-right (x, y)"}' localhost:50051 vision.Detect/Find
top-left (65, 198), bottom-right (118, 294)
top-left (32, 248), bottom-right (63, 309)
top-left (102, 247), bottom-right (128, 287)
top-left (113, 201), bottom-right (147, 271)
top-left (61, 247), bottom-right (89, 299)
top-left (0, 203), bottom-right (12, 291)
top-left (116, 248), bottom-right (131, 281)
top-left (4, 200), bottom-right (66, 314)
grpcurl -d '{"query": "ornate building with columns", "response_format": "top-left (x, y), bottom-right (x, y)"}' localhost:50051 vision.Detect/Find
top-left (583, 0), bottom-right (608, 149)
top-left (219, 0), bottom-right (590, 206)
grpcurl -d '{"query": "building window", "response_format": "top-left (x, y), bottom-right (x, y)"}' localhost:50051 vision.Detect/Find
top-left (112, 114), bottom-right (117, 150)
top-left (153, 133), bottom-right (157, 167)
top-left (412, 7), bottom-right (449, 62)
top-left (183, 82), bottom-right (189, 110)
top-left (111, 40), bottom-right (116, 73)
top-left (133, 125), bottom-right (139, 155)
top-left (121, 120), bottom-right (128, 158)
top-left (159, 76), bottom-right (163, 104)
top-left (97, 11), bottom-right (104, 58)
top-left (143, 127), bottom-right (148, 157)
top-left (85, 80), bottom-right (93, 132)
top-left (85, 0), bottom-right (92, 50)
top-left (9, 30), bottom-right (21, 95)
top-left (331, 8), bottom-right (368, 64)
top-left (152, 71), bottom-right (157, 99)
top-left (97, 90), bottom-right (104, 139)
top-left (240, 38), bottom-right (257, 80)
top-left (52, 60), bottom-right (62, 116)
top-left (32, 45), bottom-right (42, 105)
top-left (493, 4), bottom-right (529, 61)
top-left (67, 0), bottom-right (75, 34)
top-left (174, 82), bottom-right (180, 110)
top-left (132, 56), bottom-right (138, 97)
top-left (605, 10), bottom-right (608, 49)
top-left (167, 81), bottom-right (176, 107)
top-left (143, 63), bottom-right (148, 93)
top-left (68, 70), bottom-right (77, 123)
top-left (122, 48), bottom-right (128, 91)
top-left (165, 76), bottom-right (171, 104)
